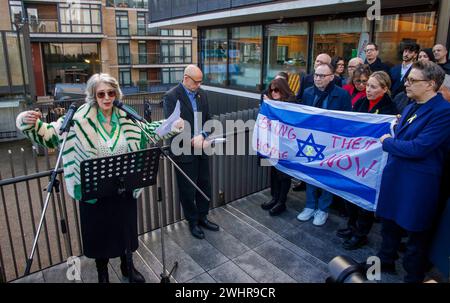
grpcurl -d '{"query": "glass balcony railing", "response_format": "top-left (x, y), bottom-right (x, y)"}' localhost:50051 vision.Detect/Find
top-left (106, 0), bottom-right (148, 9)
top-left (28, 20), bottom-right (59, 33)
top-left (131, 27), bottom-right (159, 36)
top-left (132, 53), bottom-right (161, 65)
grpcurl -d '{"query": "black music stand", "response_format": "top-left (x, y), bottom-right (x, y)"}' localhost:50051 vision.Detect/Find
top-left (80, 147), bottom-right (178, 283)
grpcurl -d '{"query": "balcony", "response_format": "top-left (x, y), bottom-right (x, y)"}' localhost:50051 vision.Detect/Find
top-left (130, 27), bottom-right (160, 38)
top-left (28, 19), bottom-right (58, 33)
top-left (132, 53), bottom-right (161, 65)
top-left (107, 0), bottom-right (148, 9)
top-left (131, 53), bottom-right (190, 68)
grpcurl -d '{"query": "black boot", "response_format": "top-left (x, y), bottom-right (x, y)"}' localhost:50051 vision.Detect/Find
top-left (120, 254), bottom-right (146, 283)
top-left (95, 258), bottom-right (110, 283)
top-left (269, 202), bottom-right (286, 216)
top-left (342, 235), bottom-right (368, 250)
top-left (261, 198), bottom-right (278, 210)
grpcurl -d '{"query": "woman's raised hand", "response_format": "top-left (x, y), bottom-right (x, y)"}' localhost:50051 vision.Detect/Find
top-left (22, 110), bottom-right (42, 125)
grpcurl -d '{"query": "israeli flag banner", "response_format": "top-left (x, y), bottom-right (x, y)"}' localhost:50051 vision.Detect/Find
top-left (253, 100), bottom-right (397, 211)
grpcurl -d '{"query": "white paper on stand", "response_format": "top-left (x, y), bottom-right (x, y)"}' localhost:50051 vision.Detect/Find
top-left (155, 100), bottom-right (181, 137)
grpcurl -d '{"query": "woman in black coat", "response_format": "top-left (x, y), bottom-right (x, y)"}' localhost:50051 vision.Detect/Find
top-left (260, 78), bottom-right (297, 215)
top-left (337, 71), bottom-right (399, 250)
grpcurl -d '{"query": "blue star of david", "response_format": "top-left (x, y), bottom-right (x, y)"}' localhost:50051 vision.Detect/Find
top-left (296, 133), bottom-right (326, 162)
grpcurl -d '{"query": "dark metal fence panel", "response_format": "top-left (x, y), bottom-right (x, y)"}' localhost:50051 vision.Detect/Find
top-left (1, 104), bottom-right (268, 282)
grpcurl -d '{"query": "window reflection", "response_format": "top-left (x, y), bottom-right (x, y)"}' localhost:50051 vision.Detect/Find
top-left (265, 23), bottom-right (309, 93)
top-left (0, 37), bottom-right (7, 87)
top-left (43, 42), bottom-right (100, 94)
top-left (6, 33), bottom-right (24, 87)
top-left (162, 67), bottom-right (184, 84)
top-left (313, 17), bottom-right (370, 70)
top-left (60, 4), bottom-right (101, 33)
top-left (229, 25), bottom-right (262, 90)
top-left (375, 12), bottom-right (437, 66)
top-left (201, 28), bottom-right (227, 85)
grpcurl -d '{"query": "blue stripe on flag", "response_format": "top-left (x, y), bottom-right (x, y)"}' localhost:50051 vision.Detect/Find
top-left (260, 102), bottom-right (391, 138)
top-left (276, 159), bottom-right (376, 204)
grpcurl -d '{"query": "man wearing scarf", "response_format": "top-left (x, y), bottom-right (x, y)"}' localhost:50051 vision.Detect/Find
top-left (296, 63), bottom-right (352, 226)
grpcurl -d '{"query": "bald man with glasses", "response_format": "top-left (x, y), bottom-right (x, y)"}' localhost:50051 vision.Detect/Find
top-left (163, 65), bottom-right (219, 239)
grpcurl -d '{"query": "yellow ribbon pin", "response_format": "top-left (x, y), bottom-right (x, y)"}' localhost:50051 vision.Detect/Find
top-left (407, 114), bottom-right (417, 124)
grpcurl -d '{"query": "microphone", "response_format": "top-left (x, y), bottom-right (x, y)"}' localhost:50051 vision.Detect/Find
top-left (113, 100), bottom-right (144, 122)
top-left (59, 103), bottom-right (78, 135)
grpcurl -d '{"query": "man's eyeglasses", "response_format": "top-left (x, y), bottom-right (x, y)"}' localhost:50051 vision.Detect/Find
top-left (186, 75), bottom-right (203, 85)
top-left (314, 73), bottom-right (332, 79)
top-left (96, 90), bottom-right (116, 99)
top-left (365, 48), bottom-right (376, 53)
top-left (405, 77), bottom-right (429, 85)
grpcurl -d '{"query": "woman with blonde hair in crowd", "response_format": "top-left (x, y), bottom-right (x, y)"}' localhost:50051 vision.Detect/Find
top-left (337, 71), bottom-right (398, 250)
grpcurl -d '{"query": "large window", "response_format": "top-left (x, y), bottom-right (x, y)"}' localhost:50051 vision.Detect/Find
top-left (265, 22), bottom-right (309, 87)
top-left (199, 9), bottom-right (438, 93)
top-left (42, 42), bottom-right (100, 94)
top-left (137, 12), bottom-right (147, 36)
top-left (201, 28), bottom-right (227, 85)
top-left (5, 33), bottom-right (25, 87)
top-left (160, 40), bottom-right (192, 63)
top-left (106, 0), bottom-right (148, 9)
top-left (375, 12), bottom-right (437, 66)
top-left (60, 3), bottom-right (101, 33)
top-left (117, 42), bottom-right (130, 65)
top-left (162, 68), bottom-right (184, 84)
top-left (0, 37), bottom-right (7, 87)
top-left (160, 29), bottom-right (192, 36)
top-left (138, 41), bottom-right (147, 64)
top-left (119, 68), bottom-right (131, 87)
top-left (313, 17), bottom-right (370, 70)
top-left (115, 11), bottom-right (129, 36)
top-left (9, 3), bottom-right (23, 29)
top-left (229, 25), bottom-right (262, 90)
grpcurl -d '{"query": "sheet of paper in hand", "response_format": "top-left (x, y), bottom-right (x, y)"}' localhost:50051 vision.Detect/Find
top-left (156, 100), bottom-right (180, 137)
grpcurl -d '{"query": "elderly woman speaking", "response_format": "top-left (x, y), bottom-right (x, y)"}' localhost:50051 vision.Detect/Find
top-left (16, 73), bottom-right (184, 283)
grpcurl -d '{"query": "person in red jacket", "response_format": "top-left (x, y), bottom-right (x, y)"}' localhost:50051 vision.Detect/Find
top-left (343, 64), bottom-right (372, 107)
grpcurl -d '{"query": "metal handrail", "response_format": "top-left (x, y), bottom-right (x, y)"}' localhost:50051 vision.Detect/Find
top-left (0, 103), bottom-right (265, 282)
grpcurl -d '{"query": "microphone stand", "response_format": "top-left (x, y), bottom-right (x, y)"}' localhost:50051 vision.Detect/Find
top-left (124, 113), bottom-right (210, 283)
top-left (24, 120), bottom-right (74, 276)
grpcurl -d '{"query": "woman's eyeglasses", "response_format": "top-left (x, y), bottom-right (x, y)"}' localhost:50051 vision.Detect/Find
top-left (96, 90), bottom-right (116, 99)
top-left (270, 87), bottom-right (280, 93)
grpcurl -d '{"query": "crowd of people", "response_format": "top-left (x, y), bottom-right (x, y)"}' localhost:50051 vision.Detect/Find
top-left (13, 40), bottom-right (450, 283)
top-left (261, 42), bottom-right (450, 283)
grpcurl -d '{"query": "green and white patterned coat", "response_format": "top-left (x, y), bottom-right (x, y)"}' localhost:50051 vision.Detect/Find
top-left (16, 103), bottom-right (178, 202)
